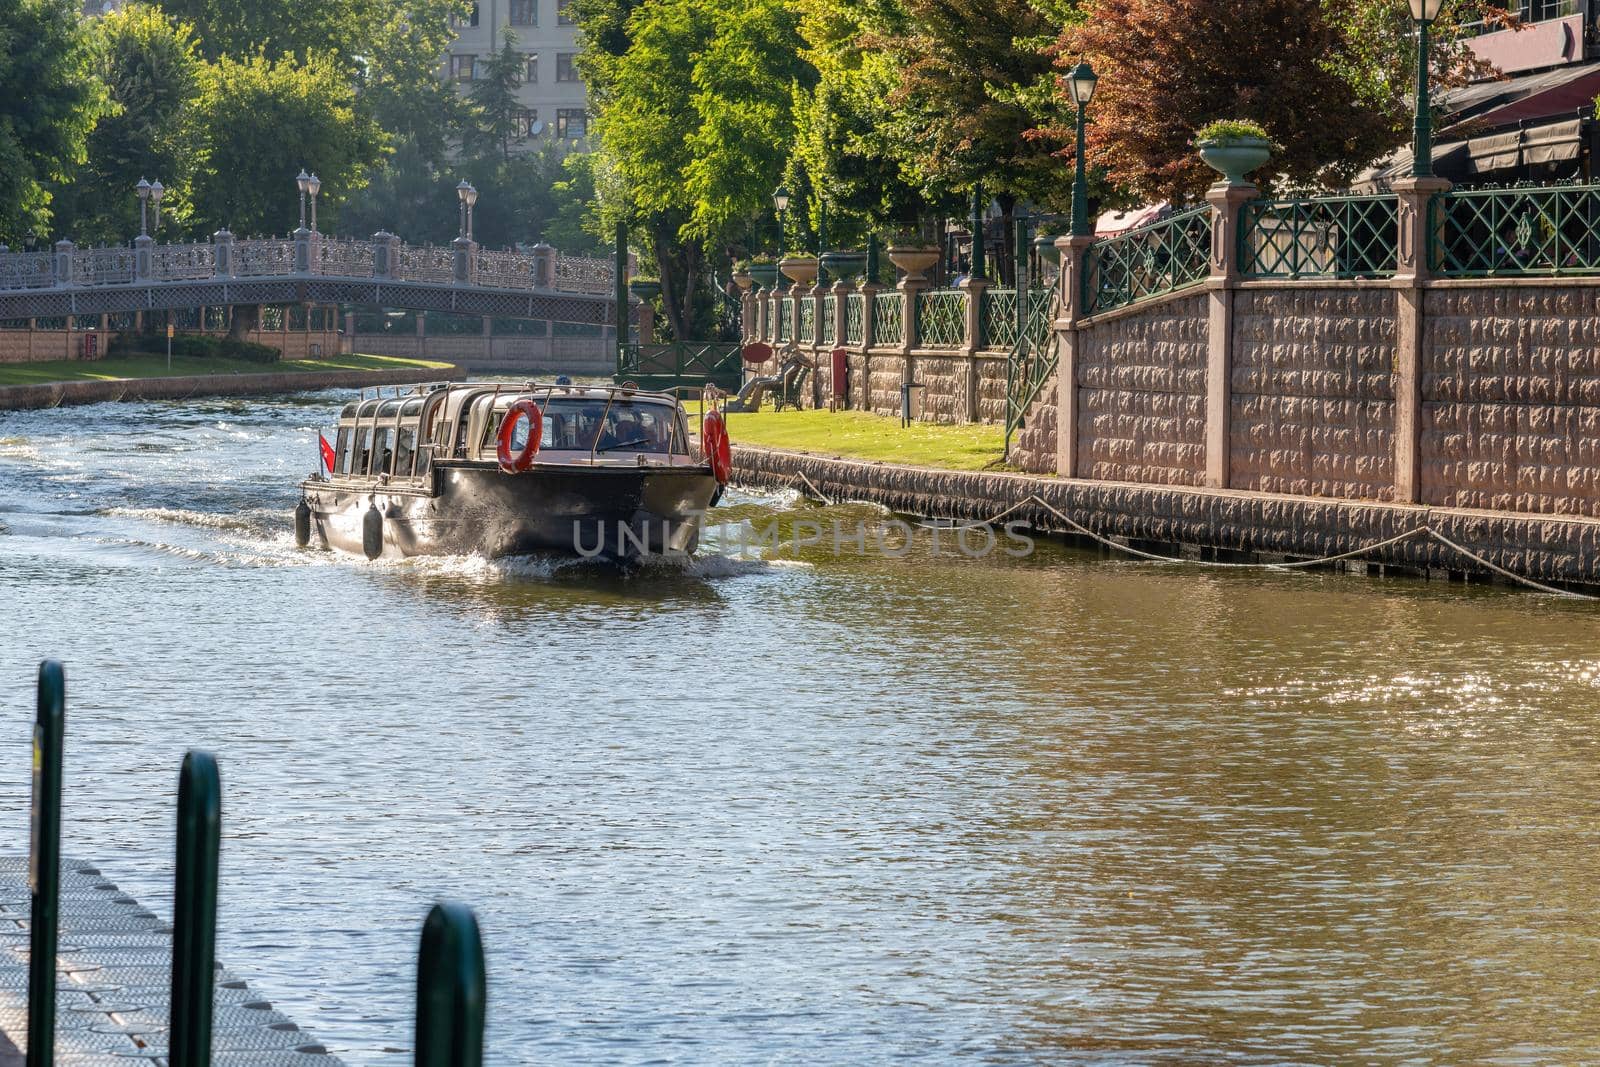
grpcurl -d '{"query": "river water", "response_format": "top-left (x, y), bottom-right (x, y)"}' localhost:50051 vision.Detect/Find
top-left (2, 391), bottom-right (1599, 1063)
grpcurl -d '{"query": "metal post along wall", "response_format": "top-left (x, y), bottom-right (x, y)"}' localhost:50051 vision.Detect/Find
top-left (169, 750), bottom-right (221, 1067)
top-left (27, 660), bottom-right (65, 1067)
top-left (415, 901), bottom-right (487, 1067)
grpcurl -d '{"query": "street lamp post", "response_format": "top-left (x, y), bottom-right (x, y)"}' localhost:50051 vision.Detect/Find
top-left (136, 178), bottom-right (152, 237)
top-left (772, 184), bottom-right (790, 254)
top-left (296, 169), bottom-right (312, 230)
top-left (1409, 0), bottom-right (1445, 178)
top-left (456, 181), bottom-right (478, 239)
top-left (307, 173), bottom-right (322, 232)
top-left (1067, 60), bottom-right (1098, 238)
top-left (149, 180), bottom-right (165, 232)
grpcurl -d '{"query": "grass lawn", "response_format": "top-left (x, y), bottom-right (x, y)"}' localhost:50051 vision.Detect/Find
top-left (691, 402), bottom-right (1009, 471)
top-left (0, 352), bottom-right (453, 388)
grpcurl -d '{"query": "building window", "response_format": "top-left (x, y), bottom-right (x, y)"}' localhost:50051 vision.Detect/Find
top-left (524, 54), bottom-right (538, 82)
top-left (451, 2), bottom-right (480, 27)
top-left (510, 0), bottom-right (537, 25)
top-left (557, 0), bottom-right (574, 23)
top-left (516, 109), bottom-right (541, 137)
top-left (556, 52), bottom-right (578, 81)
top-left (556, 108), bottom-right (587, 139)
top-left (450, 54), bottom-right (476, 81)
top-left (472, 56), bottom-right (489, 80)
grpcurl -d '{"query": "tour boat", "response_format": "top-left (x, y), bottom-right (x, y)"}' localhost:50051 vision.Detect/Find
top-left (296, 381), bottom-right (731, 561)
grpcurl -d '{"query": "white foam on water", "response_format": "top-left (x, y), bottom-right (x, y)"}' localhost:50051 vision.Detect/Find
top-left (103, 506), bottom-right (262, 532)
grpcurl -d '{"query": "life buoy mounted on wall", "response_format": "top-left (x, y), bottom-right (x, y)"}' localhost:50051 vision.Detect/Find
top-left (496, 399), bottom-right (544, 474)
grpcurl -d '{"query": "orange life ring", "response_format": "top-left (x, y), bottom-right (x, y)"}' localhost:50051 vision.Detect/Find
top-left (496, 399), bottom-right (544, 473)
top-left (702, 410), bottom-right (732, 484)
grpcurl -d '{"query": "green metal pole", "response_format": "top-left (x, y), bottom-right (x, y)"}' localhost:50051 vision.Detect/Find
top-left (169, 750), bottom-right (221, 1067)
top-left (865, 232), bottom-right (879, 284)
top-left (1072, 105), bottom-right (1090, 237)
top-left (1413, 19), bottom-right (1433, 178)
top-left (1015, 214), bottom-right (1030, 344)
top-left (969, 188), bottom-right (986, 281)
top-left (614, 221), bottom-right (628, 376)
top-left (817, 197), bottom-right (828, 287)
top-left (27, 660), bottom-right (64, 1067)
top-left (415, 902), bottom-right (486, 1067)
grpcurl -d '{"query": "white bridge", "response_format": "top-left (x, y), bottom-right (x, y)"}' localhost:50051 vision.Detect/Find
top-left (0, 231), bottom-right (619, 326)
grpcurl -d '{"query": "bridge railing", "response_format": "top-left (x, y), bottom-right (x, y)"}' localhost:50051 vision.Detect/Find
top-left (0, 231), bottom-right (616, 296)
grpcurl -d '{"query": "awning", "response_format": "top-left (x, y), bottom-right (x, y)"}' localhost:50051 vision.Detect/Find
top-left (1350, 118), bottom-right (1585, 192)
top-left (1442, 60), bottom-right (1600, 131)
top-left (1095, 202), bottom-right (1168, 237)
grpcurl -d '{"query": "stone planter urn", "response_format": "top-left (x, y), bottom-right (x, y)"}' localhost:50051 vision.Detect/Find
top-left (747, 262), bottom-right (780, 289)
top-left (779, 255), bottom-right (819, 286)
top-left (732, 271), bottom-right (753, 291)
top-left (886, 244), bottom-right (940, 282)
top-left (1032, 234), bottom-right (1063, 265)
top-left (1198, 136), bottom-right (1272, 185)
top-left (628, 278), bottom-right (662, 301)
top-left (821, 250), bottom-right (867, 282)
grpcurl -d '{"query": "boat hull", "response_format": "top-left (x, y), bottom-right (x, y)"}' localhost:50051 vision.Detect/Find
top-left (302, 462), bottom-right (720, 561)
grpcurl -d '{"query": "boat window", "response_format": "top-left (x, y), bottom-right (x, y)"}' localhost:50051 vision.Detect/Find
top-left (334, 427), bottom-right (351, 474)
top-left (394, 426), bottom-right (416, 478)
top-left (352, 427), bottom-right (372, 476)
top-left (339, 403), bottom-right (358, 420)
top-left (372, 427), bottom-right (393, 476)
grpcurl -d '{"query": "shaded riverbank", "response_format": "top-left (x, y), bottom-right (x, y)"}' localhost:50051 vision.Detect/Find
top-left (731, 442), bottom-right (1600, 592)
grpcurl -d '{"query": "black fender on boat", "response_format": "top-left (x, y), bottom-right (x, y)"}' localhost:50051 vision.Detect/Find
top-left (293, 499), bottom-right (311, 548)
top-left (362, 504), bottom-right (383, 560)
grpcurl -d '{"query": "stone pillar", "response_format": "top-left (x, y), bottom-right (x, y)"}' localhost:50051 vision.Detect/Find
top-left (1391, 175), bottom-right (1451, 504)
top-left (958, 276), bottom-right (988, 421)
top-left (1202, 181), bottom-right (1260, 490)
top-left (1056, 234), bottom-right (1096, 478)
top-left (293, 226), bottom-right (313, 274)
top-left (453, 236), bottom-right (478, 285)
top-left (858, 280), bottom-right (881, 412)
top-left (754, 289), bottom-right (768, 342)
top-left (373, 231), bottom-right (400, 278)
top-left (898, 276), bottom-right (927, 357)
top-left (134, 234), bottom-right (154, 281)
top-left (531, 242), bottom-right (555, 288)
top-left (212, 229), bottom-right (234, 278)
top-left (54, 240), bottom-right (75, 288)
top-left (638, 301), bottom-right (656, 344)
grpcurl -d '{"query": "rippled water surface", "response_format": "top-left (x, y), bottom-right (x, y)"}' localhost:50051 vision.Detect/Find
top-left (3, 392), bottom-right (1600, 1063)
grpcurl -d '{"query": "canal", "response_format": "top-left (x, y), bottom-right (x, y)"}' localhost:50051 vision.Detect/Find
top-left (2, 391), bottom-right (1599, 1063)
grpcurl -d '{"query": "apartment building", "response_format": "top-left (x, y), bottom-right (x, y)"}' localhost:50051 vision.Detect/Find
top-left (443, 0), bottom-right (590, 152)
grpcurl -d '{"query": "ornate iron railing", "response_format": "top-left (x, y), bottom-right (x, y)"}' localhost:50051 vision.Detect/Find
top-left (233, 239), bottom-right (296, 278)
top-left (152, 244), bottom-right (214, 281)
top-left (1082, 205), bottom-right (1211, 315)
top-left (916, 289), bottom-right (966, 348)
top-left (871, 291), bottom-right (904, 346)
top-left (397, 245), bottom-right (455, 284)
top-left (845, 293), bottom-right (865, 344)
top-left (1005, 285), bottom-right (1063, 452)
top-left (553, 254), bottom-right (614, 293)
top-left (1432, 183), bottom-right (1600, 276)
top-left (0, 253), bottom-right (56, 289)
top-left (318, 239), bottom-right (376, 278)
top-left (777, 299), bottom-right (793, 342)
top-left (984, 288), bottom-right (1019, 349)
top-left (72, 247), bottom-right (136, 286)
top-left (798, 298), bottom-right (815, 342)
top-left (474, 249), bottom-right (534, 289)
top-left (1240, 195), bottom-right (1399, 279)
top-left (820, 295), bottom-right (836, 343)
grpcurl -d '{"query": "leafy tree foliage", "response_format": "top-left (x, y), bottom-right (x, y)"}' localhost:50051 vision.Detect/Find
top-left (360, 0), bottom-right (471, 167)
top-left (0, 0), bottom-right (110, 245)
top-left (157, 0), bottom-right (371, 63)
top-left (50, 4), bottom-right (203, 244)
top-left (464, 29), bottom-right (528, 164)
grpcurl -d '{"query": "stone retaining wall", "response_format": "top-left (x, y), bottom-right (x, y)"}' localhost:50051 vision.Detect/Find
top-left (731, 443), bottom-right (1600, 589)
top-left (350, 333), bottom-right (611, 374)
top-left (0, 365), bottom-right (465, 411)
top-left (0, 327), bottom-right (341, 363)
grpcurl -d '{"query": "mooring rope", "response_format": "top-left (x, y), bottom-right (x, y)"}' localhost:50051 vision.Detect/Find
top-left (782, 476), bottom-right (1594, 600)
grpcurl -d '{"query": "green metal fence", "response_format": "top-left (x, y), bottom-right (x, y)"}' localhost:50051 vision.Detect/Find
top-left (1083, 205), bottom-right (1211, 315)
top-left (1432, 183), bottom-right (1600, 276)
top-left (798, 298), bottom-right (815, 342)
top-left (845, 293), bottom-right (865, 344)
top-left (1241, 194), bottom-right (1399, 279)
top-left (821, 295), bottom-right (836, 343)
top-left (916, 289), bottom-right (966, 348)
top-left (777, 299), bottom-right (793, 342)
top-left (984, 288), bottom-right (1019, 349)
top-left (617, 341), bottom-right (744, 389)
top-left (1005, 285), bottom-right (1061, 452)
top-left (872, 291), bottom-right (904, 346)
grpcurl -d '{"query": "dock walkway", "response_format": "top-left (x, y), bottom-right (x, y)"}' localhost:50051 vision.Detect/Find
top-left (0, 858), bottom-right (339, 1066)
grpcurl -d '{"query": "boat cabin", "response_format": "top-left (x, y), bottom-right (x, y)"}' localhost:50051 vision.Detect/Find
top-left (325, 382), bottom-right (697, 486)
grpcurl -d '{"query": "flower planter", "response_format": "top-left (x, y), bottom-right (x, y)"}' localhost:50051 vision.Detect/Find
top-left (1032, 235), bottom-right (1063, 266)
top-left (747, 263), bottom-right (780, 289)
top-left (886, 244), bottom-right (940, 282)
top-left (779, 255), bottom-right (819, 286)
top-left (820, 250), bottom-right (867, 282)
top-left (628, 279), bottom-right (662, 301)
top-left (732, 272), bottom-right (753, 291)
top-left (1197, 136), bottom-right (1272, 185)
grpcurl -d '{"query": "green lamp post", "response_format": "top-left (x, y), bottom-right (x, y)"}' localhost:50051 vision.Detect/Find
top-left (1409, 0), bottom-right (1445, 178)
top-left (1067, 60), bottom-right (1098, 238)
top-left (772, 183), bottom-right (790, 273)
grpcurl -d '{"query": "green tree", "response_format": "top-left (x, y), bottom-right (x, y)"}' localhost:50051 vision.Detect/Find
top-left (188, 51), bottom-right (387, 236)
top-left (50, 4), bottom-right (203, 244)
top-left (464, 28), bottom-right (527, 164)
top-left (157, 0), bottom-right (371, 63)
top-left (362, 0), bottom-right (471, 166)
top-left (0, 0), bottom-right (110, 245)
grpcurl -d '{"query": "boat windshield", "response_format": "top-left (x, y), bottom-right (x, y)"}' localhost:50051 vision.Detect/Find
top-left (498, 397), bottom-right (684, 455)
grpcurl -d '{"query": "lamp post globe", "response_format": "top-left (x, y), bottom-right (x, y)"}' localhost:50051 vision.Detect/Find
top-left (1408, 0), bottom-right (1444, 177)
top-left (772, 185), bottom-right (790, 214)
top-left (136, 178), bottom-right (152, 236)
top-left (1068, 60), bottom-right (1097, 237)
top-left (149, 180), bottom-right (164, 232)
top-left (307, 173), bottom-right (322, 232)
top-left (456, 181), bottom-right (478, 239)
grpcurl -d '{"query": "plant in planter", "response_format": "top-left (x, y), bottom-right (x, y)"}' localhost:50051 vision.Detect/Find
top-left (1032, 221), bottom-right (1068, 265)
top-left (1194, 119), bottom-right (1275, 185)
top-left (731, 258), bottom-right (754, 290)
top-left (746, 255), bottom-right (780, 289)
top-left (820, 249), bottom-right (867, 282)
top-left (628, 276), bottom-right (662, 301)
top-left (882, 229), bottom-right (940, 281)
top-left (778, 251), bottom-right (819, 286)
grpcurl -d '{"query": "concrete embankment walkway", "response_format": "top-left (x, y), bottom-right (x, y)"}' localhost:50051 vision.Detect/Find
top-left (731, 443), bottom-right (1600, 593)
top-left (0, 365), bottom-right (466, 412)
top-left (0, 858), bottom-right (339, 1065)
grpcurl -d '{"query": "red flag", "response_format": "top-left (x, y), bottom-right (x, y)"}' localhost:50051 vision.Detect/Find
top-left (319, 433), bottom-right (336, 473)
